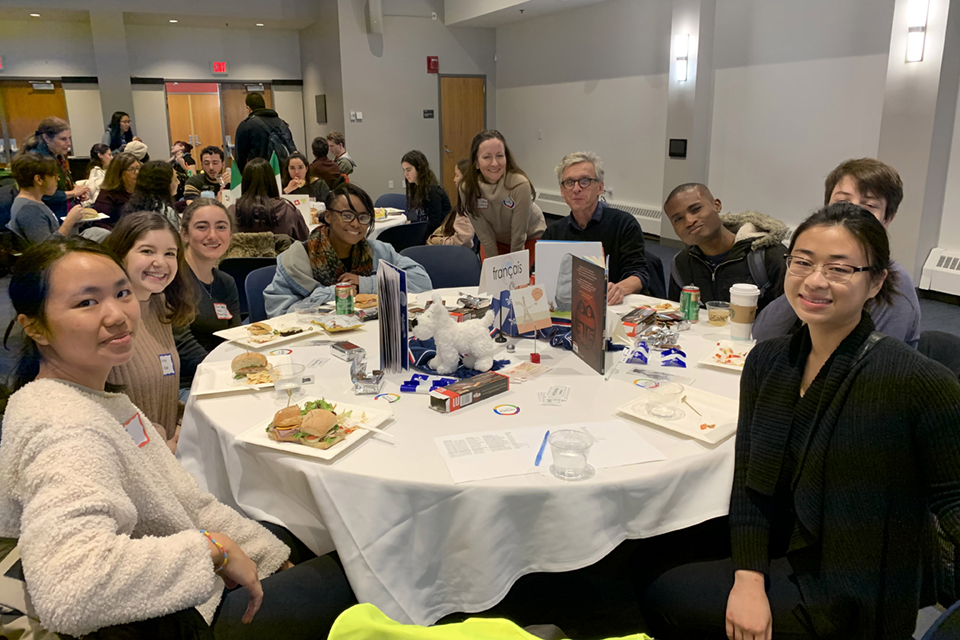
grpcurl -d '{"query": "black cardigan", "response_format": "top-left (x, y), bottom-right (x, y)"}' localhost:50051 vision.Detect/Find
top-left (408, 184), bottom-right (451, 237)
top-left (731, 313), bottom-right (960, 639)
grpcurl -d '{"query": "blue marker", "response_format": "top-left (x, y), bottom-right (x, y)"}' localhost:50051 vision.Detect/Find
top-left (534, 430), bottom-right (550, 467)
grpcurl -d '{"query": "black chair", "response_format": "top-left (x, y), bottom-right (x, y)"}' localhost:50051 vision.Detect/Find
top-left (245, 265), bottom-right (278, 323)
top-left (375, 193), bottom-right (406, 211)
top-left (400, 245), bottom-right (481, 288)
top-left (919, 330), bottom-right (960, 380)
top-left (922, 598), bottom-right (960, 639)
top-left (645, 251), bottom-right (667, 299)
top-left (377, 222), bottom-right (428, 254)
top-left (218, 257), bottom-right (277, 317)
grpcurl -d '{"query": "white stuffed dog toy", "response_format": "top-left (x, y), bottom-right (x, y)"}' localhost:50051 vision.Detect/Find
top-left (413, 294), bottom-right (497, 374)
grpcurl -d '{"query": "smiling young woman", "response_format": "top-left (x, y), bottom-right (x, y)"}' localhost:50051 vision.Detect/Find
top-left (458, 130), bottom-right (545, 261)
top-left (0, 238), bottom-right (356, 638)
top-left (174, 198), bottom-right (242, 393)
top-left (642, 203), bottom-right (960, 640)
top-left (103, 212), bottom-right (197, 451)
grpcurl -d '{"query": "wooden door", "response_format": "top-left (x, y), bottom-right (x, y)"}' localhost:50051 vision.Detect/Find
top-left (220, 83), bottom-right (272, 154)
top-left (439, 76), bottom-right (485, 202)
top-left (190, 94), bottom-right (224, 151)
top-left (167, 94), bottom-right (195, 148)
top-left (0, 80), bottom-right (69, 154)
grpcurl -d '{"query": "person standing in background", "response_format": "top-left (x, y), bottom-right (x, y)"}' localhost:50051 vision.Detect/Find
top-left (401, 150), bottom-right (451, 236)
top-left (459, 129), bottom-right (545, 261)
top-left (326, 130), bottom-right (356, 176)
top-left (234, 93), bottom-right (296, 173)
top-left (18, 117), bottom-right (89, 218)
top-left (101, 111), bottom-right (142, 152)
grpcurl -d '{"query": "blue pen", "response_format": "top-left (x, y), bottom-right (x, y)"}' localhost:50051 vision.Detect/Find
top-left (534, 430), bottom-right (550, 467)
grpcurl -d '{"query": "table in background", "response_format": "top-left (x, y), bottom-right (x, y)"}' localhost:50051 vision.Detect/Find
top-left (178, 291), bottom-right (744, 625)
top-left (308, 212), bottom-right (407, 241)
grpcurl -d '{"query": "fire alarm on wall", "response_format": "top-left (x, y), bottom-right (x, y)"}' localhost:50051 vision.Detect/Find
top-left (427, 56), bottom-right (439, 74)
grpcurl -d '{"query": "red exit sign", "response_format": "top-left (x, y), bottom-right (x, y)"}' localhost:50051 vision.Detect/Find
top-left (211, 61), bottom-right (228, 75)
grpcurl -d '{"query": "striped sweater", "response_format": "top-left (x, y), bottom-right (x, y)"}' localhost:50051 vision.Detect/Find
top-left (107, 295), bottom-right (180, 440)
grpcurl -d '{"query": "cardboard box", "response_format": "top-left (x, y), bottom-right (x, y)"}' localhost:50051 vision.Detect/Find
top-left (448, 305), bottom-right (491, 323)
top-left (429, 371), bottom-right (510, 413)
top-left (620, 307), bottom-right (657, 337)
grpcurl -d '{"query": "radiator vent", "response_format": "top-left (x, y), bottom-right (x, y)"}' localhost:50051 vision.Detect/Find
top-left (920, 248), bottom-right (960, 296)
top-left (536, 191), bottom-right (663, 236)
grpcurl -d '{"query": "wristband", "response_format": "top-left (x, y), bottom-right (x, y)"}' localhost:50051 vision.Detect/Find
top-left (200, 530), bottom-right (228, 573)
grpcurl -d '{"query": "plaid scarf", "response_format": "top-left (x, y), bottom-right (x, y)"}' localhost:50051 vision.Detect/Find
top-left (306, 224), bottom-right (374, 286)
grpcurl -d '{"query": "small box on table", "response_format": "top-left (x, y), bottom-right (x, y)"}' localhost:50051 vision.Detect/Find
top-left (429, 371), bottom-right (510, 413)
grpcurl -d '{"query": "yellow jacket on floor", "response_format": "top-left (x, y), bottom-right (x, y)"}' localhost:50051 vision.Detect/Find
top-left (328, 603), bottom-right (653, 640)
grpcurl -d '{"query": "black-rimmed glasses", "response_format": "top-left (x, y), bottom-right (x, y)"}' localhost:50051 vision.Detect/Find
top-left (560, 177), bottom-right (600, 190)
top-left (329, 209), bottom-right (373, 226)
top-left (785, 255), bottom-right (871, 284)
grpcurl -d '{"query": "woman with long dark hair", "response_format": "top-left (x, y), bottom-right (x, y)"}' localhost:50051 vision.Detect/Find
top-left (92, 152), bottom-right (140, 227)
top-left (263, 182), bottom-right (432, 316)
top-left (458, 129), bottom-right (545, 261)
top-left (642, 203), bottom-right (960, 640)
top-left (121, 160), bottom-right (179, 227)
top-left (103, 212), bottom-right (195, 450)
top-left (427, 157), bottom-right (474, 247)
top-left (282, 151), bottom-right (330, 202)
top-left (101, 110), bottom-right (141, 152)
top-left (18, 116), bottom-right (89, 217)
top-left (230, 157), bottom-right (308, 241)
top-left (401, 150), bottom-right (450, 236)
top-left (0, 237), bottom-right (356, 638)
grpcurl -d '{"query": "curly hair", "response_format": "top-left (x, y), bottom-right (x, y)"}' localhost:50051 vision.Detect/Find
top-left (122, 160), bottom-right (174, 215)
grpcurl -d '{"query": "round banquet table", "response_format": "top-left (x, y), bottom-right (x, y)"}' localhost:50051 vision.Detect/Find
top-left (178, 290), bottom-right (744, 625)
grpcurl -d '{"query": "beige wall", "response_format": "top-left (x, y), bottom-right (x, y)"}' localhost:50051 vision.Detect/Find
top-left (300, 0), bottom-right (346, 152)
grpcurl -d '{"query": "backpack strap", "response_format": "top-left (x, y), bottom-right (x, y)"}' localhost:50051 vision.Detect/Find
top-left (747, 248), bottom-right (771, 298)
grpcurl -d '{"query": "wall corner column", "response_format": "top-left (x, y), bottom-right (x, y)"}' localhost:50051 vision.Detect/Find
top-left (89, 11), bottom-right (135, 130)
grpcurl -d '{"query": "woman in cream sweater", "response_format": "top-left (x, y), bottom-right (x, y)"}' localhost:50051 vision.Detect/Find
top-left (0, 238), bottom-right (355, 638)
top-left (458, 130), bottom-right (545, 261)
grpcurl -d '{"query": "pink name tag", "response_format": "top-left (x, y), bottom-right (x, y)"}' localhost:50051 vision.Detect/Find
top-left (214, 303), bottom-right (233, 320)
top-left (123, 413), bottom-right (150, 448)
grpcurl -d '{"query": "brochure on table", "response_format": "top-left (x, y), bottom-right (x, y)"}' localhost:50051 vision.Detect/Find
top-left (534, 240), bottom-right (604, 305)
top-left (512, 284), bottom-right (552, 335)
top-left (377, 260), bottom-right (409, 374)
top-left (435, 420), bottom-right (665, 484)
top-left (571, 255), bottom-right (608, 375)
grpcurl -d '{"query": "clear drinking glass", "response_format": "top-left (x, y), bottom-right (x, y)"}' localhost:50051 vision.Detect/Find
top-left (273, 363), bottom-right (306, 404)
top-left (647, 381), bottom-right (684, 418)
top-left (548, 430), bottom-right (595, 481)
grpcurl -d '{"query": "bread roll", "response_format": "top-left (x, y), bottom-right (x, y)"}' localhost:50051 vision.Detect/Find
top-left (231, 352), bottom-right (268, 375)
top-left (300, 409), bottom-right (338, 437)
top-left (273, 405), bottom-right (302, 428)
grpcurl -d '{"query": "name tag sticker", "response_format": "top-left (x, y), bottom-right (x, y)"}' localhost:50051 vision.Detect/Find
top-left (159, 353), bottom-right (176, 376)
top-left (478, 198), bottom-right (489, 209)
top-left (123, 413), bottom-right (150, 448)
top-left (214, 303), bottom-right (233, 320)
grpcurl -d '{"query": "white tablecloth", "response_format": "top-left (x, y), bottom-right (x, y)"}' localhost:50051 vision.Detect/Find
top-left (308, 213), bottom-right (407, 241)
top-left (178, 291), bottom-right (743, 625)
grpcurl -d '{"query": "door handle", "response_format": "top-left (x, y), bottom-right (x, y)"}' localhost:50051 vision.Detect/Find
top-left (444, 146), bottom-right (452, 154)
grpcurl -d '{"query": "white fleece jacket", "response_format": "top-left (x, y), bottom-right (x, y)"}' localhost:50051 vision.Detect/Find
top-left (0, 379), bottom-right (290, 636)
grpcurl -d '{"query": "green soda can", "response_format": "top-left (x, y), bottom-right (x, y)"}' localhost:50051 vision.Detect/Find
top-left (680, 284), bottom-right (700, 323)
top-left (335, 282), bottom-right (355, 315)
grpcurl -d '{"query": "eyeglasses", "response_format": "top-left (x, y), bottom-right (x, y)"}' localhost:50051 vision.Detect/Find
top-left (124, 166), bottom-right (140, 174)
top-left (560, 177), bottom-right (601, 191)
top-left (785, 255), bottom-right (871, 284)
top-left (329, 209), bottom-right (372, 226)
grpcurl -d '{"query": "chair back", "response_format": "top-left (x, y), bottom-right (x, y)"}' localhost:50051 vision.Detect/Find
top-left (377, 222), bottom-right (428, 254)
top-left (374, 193), bottom-right (407, 211)
top-left (922, 598), bottom-right (960, 639)
top-left (218, 257), bottom-right (276, 316)
top-left (400, 245), bottom-right (480, 288)
top-left (645, 251), bottom-right (667, 299)
top-left (245, 265), bottom-right (278, 323)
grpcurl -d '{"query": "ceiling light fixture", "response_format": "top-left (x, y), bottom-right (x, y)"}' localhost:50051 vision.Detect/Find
top-left (30, 13), bottom-right (40, 17)
top-left (256, 23), bottom-right (264, 27)
top-left (169, 19), bottom-right (178, 23)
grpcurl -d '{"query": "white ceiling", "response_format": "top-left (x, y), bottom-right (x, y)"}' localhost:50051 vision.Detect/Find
top-left (446, 0), bottom-right (609, 28)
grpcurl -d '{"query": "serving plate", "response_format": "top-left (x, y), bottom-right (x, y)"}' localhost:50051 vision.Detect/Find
top-left (698, 340), bottom-right (755, 372)
top-left (213, 313), bottom-right (315, 349)
top-left (617, 386), bottom-right (738, 444)
top-left (192, 355), bottom-right (291, 396)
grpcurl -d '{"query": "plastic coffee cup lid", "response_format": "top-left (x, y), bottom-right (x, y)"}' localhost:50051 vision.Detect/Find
top-left (730, 283), bottom-right (760, 294)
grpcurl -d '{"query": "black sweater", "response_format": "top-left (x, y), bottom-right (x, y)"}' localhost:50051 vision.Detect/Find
top-left (408, 184), bottom-right (451, 237)
top-left (732, 313), bottom-right (960, 638)
top-left (540, 204), bottom-right (649, 291)
top-left (174, 267), bottom-right (241, 389)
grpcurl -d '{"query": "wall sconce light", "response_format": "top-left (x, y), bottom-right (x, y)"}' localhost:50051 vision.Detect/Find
top-left (906, 0), bottom-right (929, 62)
top-left (675, 34), bottom-right (689, 82)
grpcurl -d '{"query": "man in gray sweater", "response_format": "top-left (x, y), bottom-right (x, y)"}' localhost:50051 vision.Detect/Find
top-left (753, 158), bottom-right (921, 347)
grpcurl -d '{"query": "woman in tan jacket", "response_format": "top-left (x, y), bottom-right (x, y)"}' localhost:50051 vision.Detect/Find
top-left (459, 130), bottom-right (545, 261)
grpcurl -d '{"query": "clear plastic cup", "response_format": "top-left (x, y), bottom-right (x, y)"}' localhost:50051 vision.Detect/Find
top-left (548, 430), bottom-right (595, 481)
top-left (273, 363), bottom-right (306, 403)
top-left (648, 381), bottom-right (684, 418)
top-left (706, 301), bottom-right (730, 327)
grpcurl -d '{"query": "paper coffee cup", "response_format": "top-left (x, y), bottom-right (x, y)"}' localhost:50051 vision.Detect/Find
top-left (729, 283), bottom-right (760, 341)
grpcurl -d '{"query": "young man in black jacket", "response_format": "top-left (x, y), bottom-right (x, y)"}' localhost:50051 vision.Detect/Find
top-left (664, 183), bottom-right (788, 311)
top-left (234, 92), bottom-right (296, 173)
